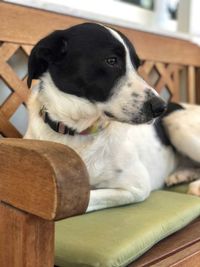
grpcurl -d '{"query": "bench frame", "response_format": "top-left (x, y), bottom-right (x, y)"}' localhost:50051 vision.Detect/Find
top-left (0, 3), bottom-right (200, 266)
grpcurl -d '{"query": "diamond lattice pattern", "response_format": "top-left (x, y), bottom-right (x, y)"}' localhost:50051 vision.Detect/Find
top-left (0, 42), bottom-right (188, 138)
top-left (138, 61), bottom-right (185, 102)
top-left (0, 42), bottom-right (32, 137)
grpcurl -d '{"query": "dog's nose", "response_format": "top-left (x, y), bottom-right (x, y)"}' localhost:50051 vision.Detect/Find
top-left (144, 97), bottom-right (167, 118)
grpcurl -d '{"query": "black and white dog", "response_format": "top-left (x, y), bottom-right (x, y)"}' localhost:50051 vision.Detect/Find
top-left (25, 23), bottom-right (200, 212)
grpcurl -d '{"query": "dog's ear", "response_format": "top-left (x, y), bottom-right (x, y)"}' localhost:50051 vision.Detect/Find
top-left (27, 31), bottom-right (68, 88)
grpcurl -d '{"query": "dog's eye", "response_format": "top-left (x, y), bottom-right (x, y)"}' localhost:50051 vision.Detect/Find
top-left (105, 57), bottom-right (118, 66)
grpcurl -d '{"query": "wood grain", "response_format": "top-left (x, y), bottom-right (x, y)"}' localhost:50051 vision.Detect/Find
top-left (1, 2), bottom-right (200, 66)
top-left (138, 61), bottom-right (154, 84)
top-left (0, 60), bottom-right (30, 103)
top-left (131, 218), bottom-right (200, 266)
top-left (0, 3), bottom-right (200, 266)
top-left (0, 93), bottom-right (23, 120)
top-left (155, 64), bottom-right (182, 98)
top-left (171, 65), bottom-right (181, 102)
top-left (0, 2), bottom-right (200, 137)
top-left (196, 68), bottom-right (200, 104)
top-left (153, 241), bottom-right (200, 267)
top-left (155, 63), bottom-right (175, 94)
top-left (0, 42), bottom-right (19, 61)
top-left (0, 138), bottom-right (90, 220)
top-left (188, 66), bottom-right (196, 104)
top-left (0, 111), bottom-right (22, 138)
top-left (0, 202), bottom-right (54, 267)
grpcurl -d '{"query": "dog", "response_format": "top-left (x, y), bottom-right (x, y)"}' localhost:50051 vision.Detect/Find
top-left (25, 23), bottom-right (200, 212)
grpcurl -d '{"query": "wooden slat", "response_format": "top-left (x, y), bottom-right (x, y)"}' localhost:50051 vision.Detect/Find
top-left (1, 2), bottom-right (200, 66)
top-left (138, 61), bottom-right (155, 84)
top-left (139, 62), bottom-right (182, 100)
top-left (131, 217), bottom-right (200, 267)
top-left (153, 241), bottom-right (200, 267)
top-left (0, 202), bottom-right (54, 267)
top-left (0, 42), bottom-right (19, 61)
top-left (171, 65), bottom-right (181, 102)
top-left (0, 93), bottom-right (23, 119)
top-left (155, 63), bottom-right (175, 90)
top-left (21, 44), bottom-right (33, 55)
top-left (0, 2), bottom-right (85, 45)
top-left (155, 64), bottom-right (182, 101)
top-left (0, 42), bottom-right (30, 137)
top-left (155, 65), bottom-right (171, 93)
top-left (0, 111), bottom-right (22, 138)
top-left (141, 61), bottom-right (155, 75)
top-left (196, 68), bottom-right (200, 104)
top-left (138, 69), bottom-right (150, 85)
top-left (0, 60), bottom-right (30, 103)
top-left (188, 66), bottom-right (196, 104)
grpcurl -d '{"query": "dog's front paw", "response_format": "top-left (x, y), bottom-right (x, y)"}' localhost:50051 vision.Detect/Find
top-left (165, 173), bottom-right (181, 186)
top-left (188, 180), bottom-right (200, 197)
top-left (165, 169), bottom-right (198, 187)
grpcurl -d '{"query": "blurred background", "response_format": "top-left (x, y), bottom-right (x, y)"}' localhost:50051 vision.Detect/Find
top-left (1, 0), bottom-right (200, 136)
top-left (4, 0), bottom-right (200, 39)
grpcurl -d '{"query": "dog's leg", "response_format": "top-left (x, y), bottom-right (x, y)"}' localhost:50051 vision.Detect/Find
top-left (87, 186), bottom-right (150, 212)
top-left (165, 168), bottom-right (200, 187)
top-left (87, 162), bottom-right (151, 212)
top-left (86, 189), bottom-right (136, 212)
top-left (188, 180), bottom-right (200, 196)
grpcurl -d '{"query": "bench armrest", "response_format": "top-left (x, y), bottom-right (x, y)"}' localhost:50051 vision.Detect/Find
top-left (0, 138), bottom-right (90, 220)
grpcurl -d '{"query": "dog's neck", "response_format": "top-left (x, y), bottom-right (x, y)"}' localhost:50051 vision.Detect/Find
top-left (39, 105), bottom-right (110, 135)
top-left (36, 73), bottom-right (109, 134)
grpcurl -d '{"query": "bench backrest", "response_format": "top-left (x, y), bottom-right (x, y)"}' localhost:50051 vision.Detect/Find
top-left (0, 2), bottom-right (200, 138)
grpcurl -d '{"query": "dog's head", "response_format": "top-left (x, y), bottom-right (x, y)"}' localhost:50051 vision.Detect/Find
top-left (28, 23), bottom-right (166, 125)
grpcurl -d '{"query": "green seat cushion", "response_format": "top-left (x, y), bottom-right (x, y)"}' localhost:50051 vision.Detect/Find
top-left (55, 190), bottom-right (200, 267)
top-left (165, 183), bottom-right (189, 194)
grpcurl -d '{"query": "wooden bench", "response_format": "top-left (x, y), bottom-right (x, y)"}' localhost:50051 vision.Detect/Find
top-left (0, 2), bottom-right (200, 266)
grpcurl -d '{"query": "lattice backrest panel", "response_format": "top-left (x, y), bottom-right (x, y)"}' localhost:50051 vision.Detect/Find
top-left (138, 61), bottom-right (195, 103)
top-left (0, 42), bottom-right (32, 138)
top-left (0, 40), bottom-right (198, 138)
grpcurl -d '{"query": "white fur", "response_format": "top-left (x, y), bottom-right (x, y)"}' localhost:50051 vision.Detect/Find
top-left (98, 27), bottom-right (159, 124)
top-left (25, 85), bottom-right (178, 212)
top-left (25, 26), bottom-right (200, 212)
top-left (188, 180), bottom-right (200, 196)
top-left (163, 103), bottom-right (200, 163)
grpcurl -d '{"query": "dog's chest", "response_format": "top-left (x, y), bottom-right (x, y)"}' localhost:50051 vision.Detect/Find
top-left (62, 123), bottom-right (177, 189)
top-left (26, 117), bottom-right (177, 190)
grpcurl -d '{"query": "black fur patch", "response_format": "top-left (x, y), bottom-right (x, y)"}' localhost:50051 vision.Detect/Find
top-left (28, 23), bottom-right (140, 103)
top-left (162, 102), bottom-right (184, 117)
top-left (154, 102), bottom-right (184, 146)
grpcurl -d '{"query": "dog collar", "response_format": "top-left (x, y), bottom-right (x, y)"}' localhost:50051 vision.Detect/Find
top-left (39, 106), bottom-right (110, 136)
